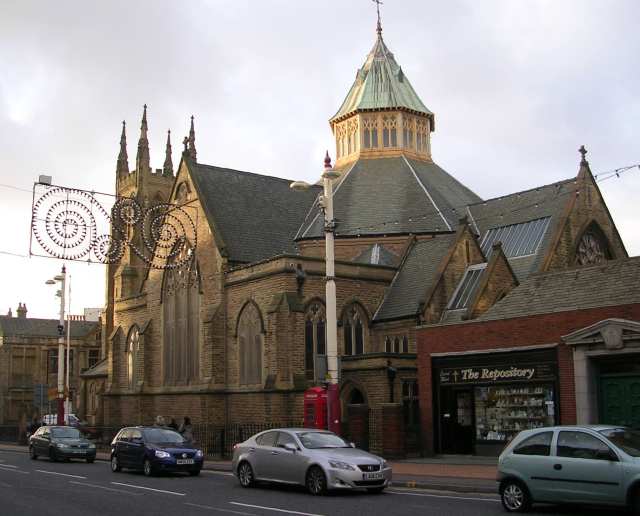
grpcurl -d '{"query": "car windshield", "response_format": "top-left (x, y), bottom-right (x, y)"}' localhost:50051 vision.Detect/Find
top-left (599, 428), bottom-right (640, 457)
top-left (143, 428), bottom-right (185, 445)
top-left (296, 432), bottom-right (350, 449)
top-left (52, 427), bottom-right (80, 439)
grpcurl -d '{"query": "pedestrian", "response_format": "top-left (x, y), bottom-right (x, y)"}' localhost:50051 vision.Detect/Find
top-left (179, 416), bottom-right (193, 442)
top-left (154, 415), bottom-right (166, 427)
top-left (168, 418), bottom-right (179, 431)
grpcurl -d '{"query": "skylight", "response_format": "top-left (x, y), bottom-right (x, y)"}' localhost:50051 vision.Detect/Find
top-left (448, 264), bottom-right (487, 310)
top-left (481, 217), bottom-right (551, 258)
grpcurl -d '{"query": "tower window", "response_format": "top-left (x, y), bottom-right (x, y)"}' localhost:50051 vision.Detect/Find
top-left (383, 116), bottom-right (397, 148)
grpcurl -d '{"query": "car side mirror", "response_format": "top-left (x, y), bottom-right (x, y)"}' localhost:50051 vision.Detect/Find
top-left (284, 443), bottom-right (298, 453)
top-left (350, 442), bottom-right (356, 448)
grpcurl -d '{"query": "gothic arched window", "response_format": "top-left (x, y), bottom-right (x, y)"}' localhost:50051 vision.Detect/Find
top-left (162, 244), bottom-right (201, 384)
top-left (237, 302), bottom-right (263, 386)
top-left (385, 337), bottom-right (392, 353)
top-left (305, 302), bottom-right (327, 382)
top-left (343, 304), bottom-right (366, 356)
top-left (383, 116), bottom-right (397, 148)
top-left (576, 223), bottom-right (612, 266)
top-left (175, 182), bottom-right (190, 204)
top-left (126, 325), bottom-right (139, 389)
top-left (402, 336), bottom-right (409, 353)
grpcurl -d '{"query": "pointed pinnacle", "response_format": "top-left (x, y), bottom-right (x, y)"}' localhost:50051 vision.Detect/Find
top-left (324, 150), bottom-right (332, 169)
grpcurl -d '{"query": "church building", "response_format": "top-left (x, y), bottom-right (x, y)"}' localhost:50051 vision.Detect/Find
top-left (101, 17), bottom-right (632, 457)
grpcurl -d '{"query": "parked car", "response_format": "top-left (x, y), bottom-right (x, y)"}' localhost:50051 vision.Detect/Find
top-left (232, 428), bottom-right (392, 495)
top-left (110, 426), bottom-right (203, 476)
top-left (42, 413), bottom-right (81, 427)
top-left (29, 425), bottom-right (96, 463)
top-left (497, 425), bottom-right (640, 514)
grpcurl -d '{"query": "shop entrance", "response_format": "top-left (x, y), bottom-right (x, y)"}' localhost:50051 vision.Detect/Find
top-left (440, 388), bottom-right (474, 454)
top-left (600, 375), bottom-right (640, 429)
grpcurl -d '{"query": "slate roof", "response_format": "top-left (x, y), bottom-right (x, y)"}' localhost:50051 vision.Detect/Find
top-left (80, 358), bottom-right (107, 378)
top-left (373, 235), bottom-right (456, 322)
top-left (477, 257), bottom-right (640, 322)
top-left (189, 162), bottom-right (320, 264)
top-left (468, 178), bottom-right (575, 280)
top-left (296, 157), bottom-right (481, 240)
top-left (331, 32), bottom-right (433, 123)
top-left (0, 316), bottom-right (97, 339)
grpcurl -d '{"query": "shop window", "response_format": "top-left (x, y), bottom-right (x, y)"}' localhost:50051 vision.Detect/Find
top-left (513, 431), bottom-right (552, 456)
top-left (557, 431), bottom-right (616, 460)
top-left (474, 385), bottom-right (556, 442)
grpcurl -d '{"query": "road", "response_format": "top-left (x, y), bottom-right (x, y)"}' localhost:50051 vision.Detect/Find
top-left (0, 449), bottom-right (626, 516)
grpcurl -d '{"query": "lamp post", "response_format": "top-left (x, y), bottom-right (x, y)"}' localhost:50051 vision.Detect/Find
top-left (46, 265), bottom-right (66, 426)
top-left (291, 152), bottom-right (341, 433)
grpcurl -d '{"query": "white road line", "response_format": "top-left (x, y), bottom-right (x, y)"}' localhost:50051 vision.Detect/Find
top-left (201, 470), bottom-right (234, 477)
top-left (387, 489), bottom-right (500, 503)
top-left (0, 464), bottom-right (17, 469)
top-left (69, 480), bottom-right (144, 495)
top-left (0, 465), bottom-right (28, 474)
top-left (36, 469), bottom-right (86, 479)
top-left (185, 502), bottom-right (257, 515)
top-left (229, 502), bottom-right (325, 516)
top-left (111, 482), bottom-right (186, 496)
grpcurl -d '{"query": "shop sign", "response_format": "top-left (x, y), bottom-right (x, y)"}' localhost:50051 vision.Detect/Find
top-left (439, 363), bottom-right (555, 385)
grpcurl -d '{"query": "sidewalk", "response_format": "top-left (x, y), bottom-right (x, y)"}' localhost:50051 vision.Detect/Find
top-left (0, 443), bottom-right (498, 494)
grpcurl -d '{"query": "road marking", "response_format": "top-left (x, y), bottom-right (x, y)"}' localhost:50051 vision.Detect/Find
top-left (69, 481), bottom-right (143, 495)
top-left (0, 464), bottom-right (17, 469)
top-left (111, 482), bottom-right (186, 496)
top-left (229, 502), bottom-right (325, 516)
top-left (387, 489), bottom-right (500, 503)
top-left (185, 502), bottom-right (257, 515)
top-left (201, 470), bottom-right (234, 477)
top-left (36, 469), bottom-right (86, 479)
top-left (0, 466), bottom-right (28, 475)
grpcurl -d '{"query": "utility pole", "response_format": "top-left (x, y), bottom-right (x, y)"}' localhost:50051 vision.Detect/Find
top-left (47, 265), bottom-right (66, 426)
top-left (65, 276), bottom-right (71, 417)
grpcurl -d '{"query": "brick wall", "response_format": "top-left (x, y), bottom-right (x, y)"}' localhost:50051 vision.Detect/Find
top-left (417, 302), bottom-right (640, 454)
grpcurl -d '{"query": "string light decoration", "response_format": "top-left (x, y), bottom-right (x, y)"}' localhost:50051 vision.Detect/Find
top-left (30, 184), bottom-right (197, 269)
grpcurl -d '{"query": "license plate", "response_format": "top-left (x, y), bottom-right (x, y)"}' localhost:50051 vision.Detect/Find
top-left (364, 472), bottom-right (383, 480)
top-left (176, 459), bottom-right (194, 465)
top-left (72, 450), bottom-right (85, 454)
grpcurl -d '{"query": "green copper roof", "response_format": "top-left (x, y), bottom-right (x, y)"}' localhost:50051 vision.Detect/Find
top-left (331, 31), bottom-right (433, 123)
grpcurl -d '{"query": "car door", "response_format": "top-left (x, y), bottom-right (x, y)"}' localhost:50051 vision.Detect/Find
top-left (116, 429), bottom-right (133, 466)
top-left (34, 428), bottom-right (47, 454)
top-left (252, 431), bottom-right (279, 480)
top-left (128, 429), bottom-right (146, 469)
top-left (550, 430), bottom-right (624, 504)
top-left (270, 431), bottom-right (307, 484)
top-left (505, 430), bottom-right (558, 502)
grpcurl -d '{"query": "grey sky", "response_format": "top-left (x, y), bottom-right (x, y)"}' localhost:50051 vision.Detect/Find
top-left (1, 0), bottom-right (638, 319)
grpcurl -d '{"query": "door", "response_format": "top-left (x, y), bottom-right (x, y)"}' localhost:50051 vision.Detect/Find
top-left (252, 431), bottom-right (279, 480)
top-left (35, 428), bottom-right (49, 454)
top-left (440, 388), bottom-right (474, 454)
top-left (128, 429), bottom-right (146, 469)
top-left (116, 429), bottom-right (133, 466)
top-left (506, 431), bottom-right (557, 502)
top-left (550, 430), bottom-right (624, 504)
top-left (601, 375), bottom-right (640, 429)
top-left (270, 432), bottom-right (307, 483)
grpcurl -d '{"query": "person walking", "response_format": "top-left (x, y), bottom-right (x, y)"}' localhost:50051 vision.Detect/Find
top-left (168, 418), bottom-right (179, 431)
top-left (179, 416), bottom-right (193, 442)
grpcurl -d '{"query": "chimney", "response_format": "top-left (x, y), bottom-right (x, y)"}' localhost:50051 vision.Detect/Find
top-left (6, 308), bottom-right (12, 317)
top-left (17, 303), bottom-right (27, 319)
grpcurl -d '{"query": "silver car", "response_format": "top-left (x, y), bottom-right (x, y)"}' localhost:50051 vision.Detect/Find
top-left (498, 425), bottom-right (640, 513)
top-left (232, 428), bottom-right (392, 495)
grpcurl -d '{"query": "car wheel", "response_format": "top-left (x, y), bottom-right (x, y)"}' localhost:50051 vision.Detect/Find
top-left (237, 461), bottom-right (254, 488)
top-left (500, 480), bottom-right (531, 513)
top-left (306, 466), bottom-right (327, 496)
top-left (366, 487), bottom-right (385, 494)
top-left (86, 457), bottom-right (95, 464)
top-left (189, 469), bottom-right (201, 477)
top-left (143, 459), bottom-right (155, 477)
top-left (110, 454), bottom-right (122, 472)
top-left (29, 446), bottom-right (38, 460)
top-left (49, 448), bottom-right (58, 462)
top-left (631, 487), bottom-right (640, 516)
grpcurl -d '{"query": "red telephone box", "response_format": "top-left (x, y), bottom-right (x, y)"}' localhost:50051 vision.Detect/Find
top-left (303, 385), bottom-right (341, 435)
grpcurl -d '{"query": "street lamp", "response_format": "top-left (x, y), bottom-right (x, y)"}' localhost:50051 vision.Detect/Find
top-left (291, 152), bottom-right (341, 433)
top-left (46, 265), bottom-right (66, 426)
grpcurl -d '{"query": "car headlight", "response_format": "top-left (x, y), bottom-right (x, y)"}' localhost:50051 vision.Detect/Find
top-left (195, 450), bottom-right (203, 458)
top-left (381, 460), bottom-right (389, 469)
top-left (328, 460), bottom-right (355, 471)
top-left (56, 443), bottom-right (69, 449)
top-left (88, 443), bottom-right (96, 449)
top-left (155, 450), bottom-right (171, 459)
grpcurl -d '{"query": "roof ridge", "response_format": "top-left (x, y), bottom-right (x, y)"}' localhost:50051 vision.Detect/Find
top-left (523, 256), bottom-right (640, 281)
top-left (194, 162), bottom-right (317, 187)
top-left (468, 177), bottom-right (576, 207)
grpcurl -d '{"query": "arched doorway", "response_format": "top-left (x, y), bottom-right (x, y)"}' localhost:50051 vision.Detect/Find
top-left (341, 383), bottom-right (369, 451)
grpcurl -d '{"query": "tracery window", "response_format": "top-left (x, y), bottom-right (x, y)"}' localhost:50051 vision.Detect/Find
top-left (576, 224), bottom-right (611, 266)
top-left (162, 244), bottom-right (201, 384)
top-left (416, 119), bottom-right (428, 153)
top-left (305, 302), bottom-right (327, 382)
top-left (363, 117), bottom-right (378, 149)
top-left (237, 302), bottom-right (263, 386)
top-left (383, 116), bottom-right (398, 148)
top-left (175, 182), bottom-right (190, 204)
top-left (343, 304), bottom-right (366, 356)
top-left (403, 117), bottom-right (414, 150)
top-left (126, 325), bottom-right (139, 389)
top-left (337, 124), bottom-right (347, 158)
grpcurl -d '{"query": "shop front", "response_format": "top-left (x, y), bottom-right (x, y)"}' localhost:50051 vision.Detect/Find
top-left (433, 347), bottom-right (559, 456)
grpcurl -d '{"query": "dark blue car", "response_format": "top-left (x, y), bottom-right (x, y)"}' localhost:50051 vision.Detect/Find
top-left (110, 426), bottom-right (203, 476)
